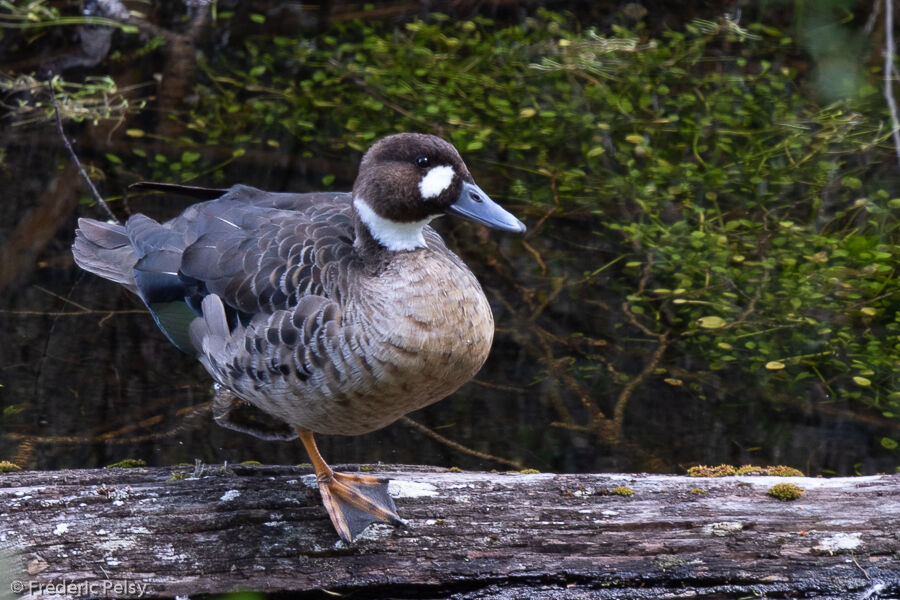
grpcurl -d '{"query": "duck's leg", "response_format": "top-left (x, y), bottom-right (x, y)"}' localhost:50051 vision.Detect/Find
top-left (212, 386), bottom-right (298, 441)
top-left (295, 427), bottom-right (405, 542)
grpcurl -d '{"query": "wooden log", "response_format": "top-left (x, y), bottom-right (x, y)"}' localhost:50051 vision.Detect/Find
top-left (0, 465), bottom-right (897, 599)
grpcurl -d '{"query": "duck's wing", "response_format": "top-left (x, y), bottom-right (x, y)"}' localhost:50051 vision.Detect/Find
top-left (74, 184), bottom-right (357, 354)
top-left (175, 188), bottom-right (356, 316)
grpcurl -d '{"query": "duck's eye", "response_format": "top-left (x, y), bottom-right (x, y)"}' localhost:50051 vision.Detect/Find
top-left (415, 156), bottom-right (430, 168)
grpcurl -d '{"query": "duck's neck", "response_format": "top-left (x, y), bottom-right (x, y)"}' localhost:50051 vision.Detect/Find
top-left (352, 197), bottom-right (433, 252)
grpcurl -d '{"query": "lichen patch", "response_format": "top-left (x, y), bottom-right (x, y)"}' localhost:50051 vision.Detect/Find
top-left (389, 480), bottom-right (439, 498)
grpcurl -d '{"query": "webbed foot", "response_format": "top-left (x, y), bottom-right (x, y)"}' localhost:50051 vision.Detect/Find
top-left (317, 471), bottom-right (405, 542)
top-left (295, 428), bottom-right (405, 542)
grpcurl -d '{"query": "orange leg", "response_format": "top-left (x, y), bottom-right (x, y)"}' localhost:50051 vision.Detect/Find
top-left (296, 428), bottom-right (405, 542)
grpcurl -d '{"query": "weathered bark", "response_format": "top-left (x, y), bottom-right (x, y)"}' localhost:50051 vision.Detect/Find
top-left (0, 465), bottom-right (897, 599)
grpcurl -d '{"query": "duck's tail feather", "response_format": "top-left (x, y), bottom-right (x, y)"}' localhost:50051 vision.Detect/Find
top-left (72, 218), bottom-right (138, 293)
top-left (74, 215), bottom-right (202, 355)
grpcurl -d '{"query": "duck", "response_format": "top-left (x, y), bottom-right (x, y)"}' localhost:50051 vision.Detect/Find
top-left (72, 132), bottom-right (526, 542)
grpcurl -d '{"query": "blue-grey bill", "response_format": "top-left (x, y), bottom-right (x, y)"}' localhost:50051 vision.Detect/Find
top-left (446, 181), bottom-right (526, 233)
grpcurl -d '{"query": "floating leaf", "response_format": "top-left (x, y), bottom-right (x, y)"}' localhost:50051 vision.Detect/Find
top-left (697, 316), bottom-right (727, 329)
top-left (841, 176), bottom-right (862, 190)
top-left (765, 361), bottom-right (786, 370)
top-left (853, 376), bottom-right (871, 387)
top-left (881, 437), bottom-right (899, 450)
top-left (3, 404), bottom-right (25, 417)
top-left (126, 129), bottom-right (145, 138)
top-left (586, 146), bottom-right (606, 158)
top-left (181, 151), bottom-right (201, 163)
top-left (519, 108), bottom-right (536, 118)
top-left (625, 134), bottom-right (645, 144)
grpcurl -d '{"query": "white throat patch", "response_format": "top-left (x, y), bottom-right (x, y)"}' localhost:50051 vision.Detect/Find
top-left (353, 197), bottom-right (432, 251)
top-left (419, 165), bottom-right (455, 199)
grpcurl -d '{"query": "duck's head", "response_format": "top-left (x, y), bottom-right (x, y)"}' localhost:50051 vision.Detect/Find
top-left (352, 133), bottom-right (526, 251)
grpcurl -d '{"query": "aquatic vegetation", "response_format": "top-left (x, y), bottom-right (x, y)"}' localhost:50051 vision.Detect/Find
top-left (3, 5), bottom-right (898, 473)
top-left (155, 10), bottom-right (900, 467)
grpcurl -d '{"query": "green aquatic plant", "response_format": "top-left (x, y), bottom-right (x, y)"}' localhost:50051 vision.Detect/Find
top-left (0, 0), bottom-right (138, 33)
top-left (127, 11), bottom-right (900, 468)
top-left (0, 74), bottom-right (142, 126)
top-left (8, 6), bottom-right (897, 471)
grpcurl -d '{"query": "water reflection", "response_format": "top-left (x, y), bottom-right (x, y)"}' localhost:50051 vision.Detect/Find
top-left (1, 1), bottom-right (898, 476)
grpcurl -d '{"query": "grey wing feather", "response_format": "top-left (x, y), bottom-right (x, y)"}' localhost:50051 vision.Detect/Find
top-left (178, 191), bottom-right (356, 314)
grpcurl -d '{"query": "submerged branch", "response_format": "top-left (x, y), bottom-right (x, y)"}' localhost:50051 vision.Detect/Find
top-left (399, 416), bottom-right (525, 470)
top-left (3, 404), bottom-right (211, 448)
top-left (50, 89), bottom-right (117, 222)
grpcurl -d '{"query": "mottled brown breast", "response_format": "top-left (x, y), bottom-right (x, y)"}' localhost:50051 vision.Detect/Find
top-left (268, 230), bottom-right (492, 435)
top-left (335, 240), bottom-right (495, 431)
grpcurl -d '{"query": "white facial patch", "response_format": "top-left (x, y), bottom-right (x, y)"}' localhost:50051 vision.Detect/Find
top-left (418, 165), bottom-right (455, 199)
top-left (353, 197), bottom-right (433, 252)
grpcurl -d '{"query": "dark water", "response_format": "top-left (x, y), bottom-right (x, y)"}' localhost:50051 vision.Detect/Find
top-left (1, 1), bottom-right (898, 476)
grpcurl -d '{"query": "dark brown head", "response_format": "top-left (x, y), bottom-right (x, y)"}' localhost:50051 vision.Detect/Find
top-left (351, 133), bottom-right (525, 252)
